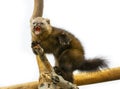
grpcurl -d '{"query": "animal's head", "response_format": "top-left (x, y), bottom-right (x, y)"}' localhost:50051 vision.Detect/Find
top-left (30, 17), bottom-right (52, 36)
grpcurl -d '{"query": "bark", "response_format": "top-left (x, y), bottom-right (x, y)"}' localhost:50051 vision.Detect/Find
top-left (31, 0), bottom-right (43, 18)
top-left (74, 67), bottom-right (120, 85)
top-left (1, 67), bottom-right (120, 89)
top-left (33, 44), bottom-right (78, 89)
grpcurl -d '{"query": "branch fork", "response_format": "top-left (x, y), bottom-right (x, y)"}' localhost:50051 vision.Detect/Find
top-left (32, 43), bottom-right (79, 89)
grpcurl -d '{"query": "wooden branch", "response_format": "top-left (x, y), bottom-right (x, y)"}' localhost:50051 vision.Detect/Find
top-left (1, 67), bottom-right (120, 89)
top-left (0, 82), bottom-right (38, 89)
top-left (34, 45), bottom-right (56, 89)
top-left (32, 0), bottom-right (43, 18)
top-left (33, 44), bottom-right (79, 89)
top-left (34, 45), bottom-right (53, 73)
top-left (74, 67), bottom-right (120, 85)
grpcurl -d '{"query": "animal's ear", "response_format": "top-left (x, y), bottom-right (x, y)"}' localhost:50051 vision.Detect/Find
top-left (46, 18), bottom-right (50, 24)
top-left (30, 17), bottom-right (36, 23)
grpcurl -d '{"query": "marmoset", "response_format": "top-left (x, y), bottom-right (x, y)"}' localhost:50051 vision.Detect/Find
top-left (31, 17), bottom-right (108, 83)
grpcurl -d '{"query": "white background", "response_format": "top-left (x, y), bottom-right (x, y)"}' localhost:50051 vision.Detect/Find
top-left (0, 0), bottom-right (120, 89)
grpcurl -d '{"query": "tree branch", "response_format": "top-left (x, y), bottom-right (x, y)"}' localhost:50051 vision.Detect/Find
top-left (1, 67), bottom-right (120, 89)
top-left (74, 67), bottom-right (120, 85)
top-left (32, 0), bottom-right (43, 18)
top-left (33, 43), bottom-right (78, 89)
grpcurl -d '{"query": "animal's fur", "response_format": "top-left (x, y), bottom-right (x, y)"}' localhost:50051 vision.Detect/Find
top-left (31, 17), bottom-right (108, 83)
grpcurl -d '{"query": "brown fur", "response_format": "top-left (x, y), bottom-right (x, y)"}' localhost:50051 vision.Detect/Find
top-left (31, 17), bottom-right (108, 83)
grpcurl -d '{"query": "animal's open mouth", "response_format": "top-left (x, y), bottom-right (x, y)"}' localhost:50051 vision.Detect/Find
top-left (34, 26), bottom-right (41, 35)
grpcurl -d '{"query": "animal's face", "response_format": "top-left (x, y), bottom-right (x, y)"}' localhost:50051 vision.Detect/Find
top-left (31, 17), bottom-right (52, 35)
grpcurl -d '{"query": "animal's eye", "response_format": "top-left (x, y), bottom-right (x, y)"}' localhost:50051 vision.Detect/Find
top-left (40, 22), bottom-right (44, 25)
top-left (33, 22), bottom-right (36, 25)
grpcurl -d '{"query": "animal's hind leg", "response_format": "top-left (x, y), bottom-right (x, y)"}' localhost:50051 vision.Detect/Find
top-left (59, 61), bottom-right (74, 83)
top-left (54, 65), bottom-right (73, 83)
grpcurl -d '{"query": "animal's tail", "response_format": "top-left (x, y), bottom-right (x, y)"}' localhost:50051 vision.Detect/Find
top-left (77, 58), bottom-right (108, 71)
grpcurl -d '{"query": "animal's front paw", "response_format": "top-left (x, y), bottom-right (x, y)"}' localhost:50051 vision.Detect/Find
top-left (31, 41), bottom-right (38, 55)
top-left (31, 41), bottom-right (41, 47)
top-left (31, 41), bottom-right (41, 55)
top-left (53, 66), bottom-right (62, 76)
top-left (31, 41), bottom-right (36, 47)
top-left (52, 75), bottom-right (60, 84)
top-left (31, 41), bottom-right (44, 56)
top-left (58, 33), bottom-right (71, 46)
